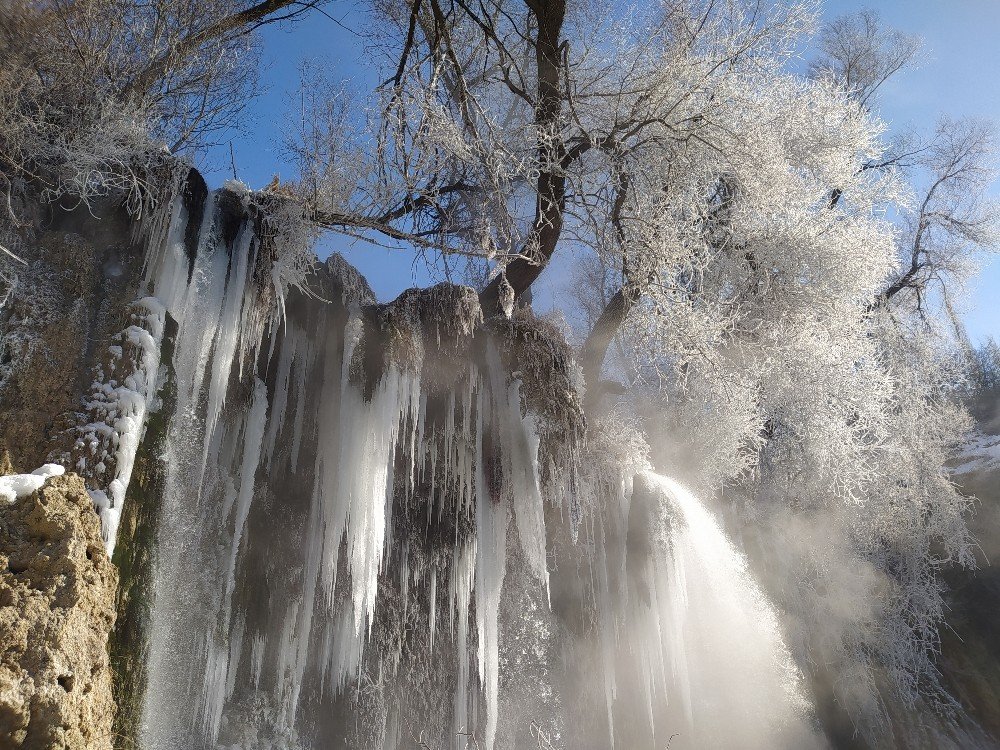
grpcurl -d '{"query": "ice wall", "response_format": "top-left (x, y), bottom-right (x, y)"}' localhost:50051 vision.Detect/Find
top-left (86, 173), bottom-right (821, 750)
top-left (121, 182), bottom-right (568, 750)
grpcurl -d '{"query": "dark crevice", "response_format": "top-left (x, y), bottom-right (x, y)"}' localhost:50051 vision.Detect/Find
top-left (181, 168), bottom-right (209, 283)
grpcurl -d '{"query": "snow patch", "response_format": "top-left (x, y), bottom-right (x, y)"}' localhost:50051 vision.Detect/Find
top-left (952, 432), bottom-right (1000, 475)
top-left (0, 464), bottom-right (65, 503)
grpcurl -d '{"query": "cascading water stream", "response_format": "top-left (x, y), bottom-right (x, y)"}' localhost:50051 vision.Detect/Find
top-left (618, 472), bottom-right (824, 750)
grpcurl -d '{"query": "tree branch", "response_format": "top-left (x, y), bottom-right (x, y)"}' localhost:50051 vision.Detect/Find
top-left (311, 207), bottom-right (483, 257)
top-left (479, 0), bottom-right (568, 316)
top-left (126, 0), bottom-right (322, 99)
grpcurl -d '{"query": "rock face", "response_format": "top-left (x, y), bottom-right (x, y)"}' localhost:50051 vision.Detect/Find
top-left (0, 473), bottom-right (118, 748)
top-left (0, 197), bottom-right (140, 473)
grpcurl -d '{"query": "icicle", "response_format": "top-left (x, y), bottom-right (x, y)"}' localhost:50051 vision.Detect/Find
top-left (262, 323), bottom-right (298, 469)
top-left (250, 633), bottom-right (266, 692)
top-left (336, 364), bottom-right (418, 636)
top-left (141, 195), bottom-right (188, 309)
top-left (450, 540), bottom-right (476, 750)
top-left (429, 567), bottom-right (438, 651)
top-left (220, 378), bottom-right (269, 614)
top-left (174, 196), bottom-right (228, 411)
top-left (202, 220), bottom-right (256, 462)
top-left (594, 522), bottom-right (619, 748)
top-left (508, 408), bottom-right (549, 599)
top-left (474, 349), bottom-right (510, 750)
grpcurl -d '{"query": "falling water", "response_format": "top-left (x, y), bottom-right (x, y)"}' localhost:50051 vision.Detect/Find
top-left (622, 472), bottom-right (824, 750)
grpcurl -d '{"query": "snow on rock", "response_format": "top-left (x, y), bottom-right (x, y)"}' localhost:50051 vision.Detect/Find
top-left (67, 298), bottom-right (167, 556)
top-left (221, 178), bottom-right (251, 195)
top-left (952, 432), bottom-right (1000, 476)
top-left (0, 463), bottom-right (65, 502)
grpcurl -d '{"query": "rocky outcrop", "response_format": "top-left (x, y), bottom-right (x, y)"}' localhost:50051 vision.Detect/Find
top-left (0, 473), bottom-right (118, 749)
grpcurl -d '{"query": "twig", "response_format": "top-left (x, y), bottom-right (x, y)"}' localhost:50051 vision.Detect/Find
top-left (0, 244), bottom-right (27, 266)
top-left (230, 143), bottom-right (239, 181)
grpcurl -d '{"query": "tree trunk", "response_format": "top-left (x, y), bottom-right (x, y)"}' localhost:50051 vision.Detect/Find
top-left (480, 0), bottom-right (567, 316)
top-left (579, 286), bottom-right (637, 412)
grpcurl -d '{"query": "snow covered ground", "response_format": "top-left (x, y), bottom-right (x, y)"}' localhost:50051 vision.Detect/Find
top-left (953, 432), bottom-right (1000, 475)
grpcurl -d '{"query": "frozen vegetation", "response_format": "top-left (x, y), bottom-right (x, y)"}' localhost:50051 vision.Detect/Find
top-left (2, 0), bottom-right (1000, 748)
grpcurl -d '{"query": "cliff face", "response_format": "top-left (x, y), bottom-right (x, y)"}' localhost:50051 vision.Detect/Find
top-left (0, 195), bottom-right (140, 474)
top-left (0, 191), bottom-right (144, 748)
top-left (0, 473), bottom-right (118, 749)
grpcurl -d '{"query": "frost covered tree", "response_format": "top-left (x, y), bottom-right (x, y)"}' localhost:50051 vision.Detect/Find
top-left (290, 0), bottom-right (832, 391)
top-left (277, 0), bottom-right (996, 741)
top-left (807, 8), bottom-right (920, 109)
top-left (0, 0), bottom-right (332, 214)
top-left (809, 10), bottom-right (999, 319)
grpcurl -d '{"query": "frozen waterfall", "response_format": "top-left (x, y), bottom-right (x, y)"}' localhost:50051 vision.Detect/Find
top-left (615, 472), bottom-right (824, 750)
top-left (85, 179), bottom-right (826, 749)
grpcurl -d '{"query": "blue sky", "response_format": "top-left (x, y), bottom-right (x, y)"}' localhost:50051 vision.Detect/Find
top-left (200, 0), bottom-right (999, 342)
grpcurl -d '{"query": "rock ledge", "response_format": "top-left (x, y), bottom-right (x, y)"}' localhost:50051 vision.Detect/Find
top-left (0, 473), bottom-right (117, 749)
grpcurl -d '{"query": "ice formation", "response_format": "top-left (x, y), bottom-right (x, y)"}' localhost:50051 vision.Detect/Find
top-left (69, 297), bottom-right (167, 554)
top-left (0, 463), bottom-right (65, 502)
top-left (71, 174), bottom-right (821, 750)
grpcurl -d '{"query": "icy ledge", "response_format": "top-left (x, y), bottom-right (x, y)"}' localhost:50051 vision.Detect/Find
top-left (0, 464), bottom-right (66, 502)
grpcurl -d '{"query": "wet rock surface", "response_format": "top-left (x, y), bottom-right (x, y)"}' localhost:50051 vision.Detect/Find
top-left (0, 198), bottom-right (139, 473)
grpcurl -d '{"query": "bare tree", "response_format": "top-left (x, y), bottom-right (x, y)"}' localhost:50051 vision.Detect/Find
top-left (808, 8), bottom-right (921, 110)
top-left (0, 0), bottom-right (332, 214)
top-left (873, 117), bottom-right (999, 313)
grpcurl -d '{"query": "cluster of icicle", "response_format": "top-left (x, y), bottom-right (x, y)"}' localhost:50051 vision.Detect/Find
top-left (107, 183), bottom-right (556, 750)
top-left (85, 177), bottom-right (820, 749)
